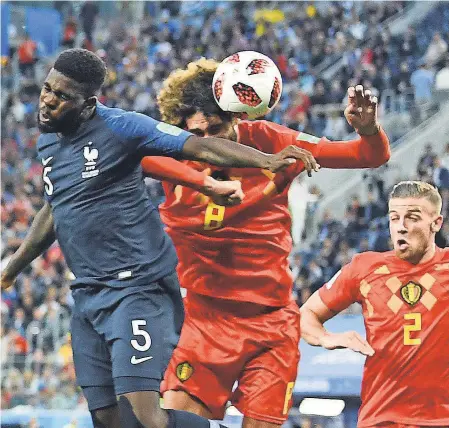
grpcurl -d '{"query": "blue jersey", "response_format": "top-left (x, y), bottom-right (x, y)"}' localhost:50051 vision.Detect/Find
top-left (36, 102), bottom-right (192, 288)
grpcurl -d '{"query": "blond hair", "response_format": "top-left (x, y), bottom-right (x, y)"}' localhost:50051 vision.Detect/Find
top-left (389, 181), bottom-right (442, 214)
top-left (157, 58), bottom-right (224, 127)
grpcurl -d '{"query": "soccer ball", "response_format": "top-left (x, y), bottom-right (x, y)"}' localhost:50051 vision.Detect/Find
top-left (212, 51), bottom-right (282, 119)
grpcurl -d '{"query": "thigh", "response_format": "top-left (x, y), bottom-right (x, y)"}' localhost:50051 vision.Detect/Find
top-left (70, 310), bottom-right (116, 411)
top-left (108, 273), bottom-right (185, 395)
top-left (232, 301), bottom-right (301, 425)
top-left (162, 297), bottom-right (246, 420)
top-left (163, 390), bottom-right (214, 419)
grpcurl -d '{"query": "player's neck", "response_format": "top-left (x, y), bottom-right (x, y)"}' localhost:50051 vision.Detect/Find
top-left (415, 242), bottom-right (437, 265)
top-left (57, 109), bottom-right (96, 139)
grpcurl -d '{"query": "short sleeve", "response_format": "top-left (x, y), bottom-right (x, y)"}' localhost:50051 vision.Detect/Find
top-left (102, 108), bottom-right (193, 157)
top-left (319, 257), bottom-right (361, 313)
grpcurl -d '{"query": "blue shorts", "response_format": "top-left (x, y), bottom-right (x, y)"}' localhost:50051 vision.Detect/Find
top-left (70, 272), bottom-right (184, 411)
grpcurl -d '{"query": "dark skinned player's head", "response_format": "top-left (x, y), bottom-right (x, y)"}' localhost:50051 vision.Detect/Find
top-left (38, 49), bottom-right (107, 134)
top-left (157, 58), bottom-right (239, 141)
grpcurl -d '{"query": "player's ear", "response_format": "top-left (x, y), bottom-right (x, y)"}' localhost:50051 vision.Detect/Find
top-left (81, 96), bottom-right (97, 120)
top-left (431, 215), bottom-right (443, 233)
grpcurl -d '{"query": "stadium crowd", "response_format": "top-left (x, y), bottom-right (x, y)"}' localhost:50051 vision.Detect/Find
top-left (1, 0), bottom-right (449, 419)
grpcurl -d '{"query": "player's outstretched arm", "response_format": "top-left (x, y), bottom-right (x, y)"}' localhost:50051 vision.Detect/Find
top-left (300, 85), bottom-right (390, 169)
top-left (1, 202), bottom-right (56, 290)
top-left (300, 291), bottom-right (374, 357)
top-left (141, 156), bottom-right (244, 206)
top-left (182, 135), bottom-right (320, 175)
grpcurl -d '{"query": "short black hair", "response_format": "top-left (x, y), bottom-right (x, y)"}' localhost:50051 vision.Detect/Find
top-left (53, 48), bottom-right (107, 96)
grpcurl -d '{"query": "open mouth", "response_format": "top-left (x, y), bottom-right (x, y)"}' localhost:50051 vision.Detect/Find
top-left (397, 239), bottom-right (409, 250)
top-left (39, 111), bottom-right (52, 123)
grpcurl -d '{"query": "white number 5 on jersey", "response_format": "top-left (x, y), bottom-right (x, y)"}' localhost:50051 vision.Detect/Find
top-left (42, 157), bottom-right (54, 196)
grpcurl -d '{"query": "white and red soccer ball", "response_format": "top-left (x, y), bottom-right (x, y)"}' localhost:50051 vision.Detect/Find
top-left (212, 51), bottom-right (283, 119)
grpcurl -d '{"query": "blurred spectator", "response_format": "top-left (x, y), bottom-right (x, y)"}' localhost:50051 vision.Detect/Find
top-left (284, 91), bottom-right (311, 130)
top-left (364, 191), bottom-right (385, 222)
top-left (435, 56), bottom-right (449, 103)
top-left (80, 0), bottom-right (99, 46)
top-left (291, 253), bottom-right (309, 283)
top-left (433, 158), bottom-right (449, 190)
top-left (417, 144), bottom-right (438, 179)
top-left (410, 61), bottom-right (435, 104)
top-left (424, 32), bottom-right (448, 68)
top-left (399, 26), bottom-right (418, 61)
top-left (441, 143), bottom-right (449, 169)
top-left (62, 16), bottom-right (78, 49)
top-left (323, 110), bottom-right (347, 140)
top-left (17, 34), bottom-right (38, 78)
top-left (308, 260), bottom-right (325, 293)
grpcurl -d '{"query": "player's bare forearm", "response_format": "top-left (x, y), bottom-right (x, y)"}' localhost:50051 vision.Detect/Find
top-left (1, 201), bottom-right (56, 284)
top-left (300, 291), bottom-right (338, 347)
top-left (299, 307), bottom-right (330, 347)
top-left (182, 135), bottom-right (318, 173)
top-left (182, 135), bottom-right (271, 168)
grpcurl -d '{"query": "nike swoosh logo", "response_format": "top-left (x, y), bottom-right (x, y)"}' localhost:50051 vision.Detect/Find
top-left (130, 356), bottom-right (153, 365)
top-left (42, 157), bottom-right (53, 166)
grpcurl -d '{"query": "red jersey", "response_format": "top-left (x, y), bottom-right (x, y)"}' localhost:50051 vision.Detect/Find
top-left (155, 120), bottom-right (390, 306)
top-left (319, 247), bottom-right (449, 427)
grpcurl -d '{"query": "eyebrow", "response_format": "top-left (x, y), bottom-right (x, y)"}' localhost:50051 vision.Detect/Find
top-left (388, 208), bottom-right (423, 214)
top-left (188, 127), bottom-right (205, 134)
top-left (44, 82), bottom-right (76, 99)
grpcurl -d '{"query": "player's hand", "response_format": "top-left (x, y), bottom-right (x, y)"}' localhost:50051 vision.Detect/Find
top-left (319, 331), bottom-right (375, 357)
top-left (344, 85), bottom-right (380, 136)
top-left (1, 272), bottom-right (15, 291)
top-left (202, 176), bottom-right (244, 206)
top-left (265, 146), bottom-right (320, 176)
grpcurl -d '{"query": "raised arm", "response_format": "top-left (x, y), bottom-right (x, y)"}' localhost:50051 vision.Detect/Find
top-left (1, 201), bottom-right (56, 290)
top-left (314, 127), bottom-right (390, 169)
top-left (316, 85), bottom-right (390, 168)
top-left (299, 85), bottom-right (390, 169)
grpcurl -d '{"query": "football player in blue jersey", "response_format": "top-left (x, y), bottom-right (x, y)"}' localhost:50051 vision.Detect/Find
top-left (1, 49), bottom-right (318, 428)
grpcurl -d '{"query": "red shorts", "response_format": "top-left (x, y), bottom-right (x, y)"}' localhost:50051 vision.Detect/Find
top-left (161, 293), bottom-right (300, 424)
top-left (367, 425), bottom-right (449, 428)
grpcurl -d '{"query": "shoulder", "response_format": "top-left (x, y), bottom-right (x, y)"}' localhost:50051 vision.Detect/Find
top-left (36, 134), bottom-right (56, 153)
top-left (237, 119), bottom-right (296, 148)
top-left (349, 251), bottom-right (393, 276)
top-left (96, 102), bottom-right (164, 139)
top-left (239, 120), bottom-right (292, 137)
top-left (438, 247), bottom-right (449, 261)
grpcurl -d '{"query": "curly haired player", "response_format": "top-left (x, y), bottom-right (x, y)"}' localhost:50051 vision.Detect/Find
top-left (139, 58), bottom-right (391, 428)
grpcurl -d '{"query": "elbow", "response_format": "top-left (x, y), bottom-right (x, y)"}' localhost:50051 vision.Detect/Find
top-left (371, 152), bottom-right (390, 168)
top-left (361, 147), bottom-right (391, 169)
top-left (374, 147), bottom-right (391, 168)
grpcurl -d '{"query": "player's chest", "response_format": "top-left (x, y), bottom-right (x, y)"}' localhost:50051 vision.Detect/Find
top-left (38, 138), bottom-right (130, 200)
top-left (359, 263), bottom-right (449, 323)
